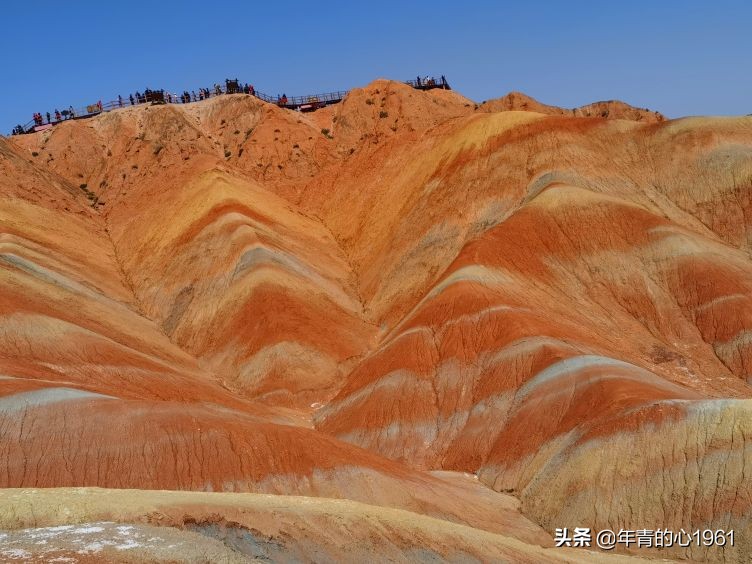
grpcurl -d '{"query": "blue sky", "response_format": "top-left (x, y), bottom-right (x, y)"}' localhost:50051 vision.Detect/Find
top-left (1, 0), bottom-right (750, 132)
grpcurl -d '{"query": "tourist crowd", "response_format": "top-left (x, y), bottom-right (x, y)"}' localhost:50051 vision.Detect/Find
top-left (13, 78), bottom-right (257, 135)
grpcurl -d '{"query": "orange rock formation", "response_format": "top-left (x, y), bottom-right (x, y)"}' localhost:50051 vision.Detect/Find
top-left (1, 79), bottom-right (751, 561)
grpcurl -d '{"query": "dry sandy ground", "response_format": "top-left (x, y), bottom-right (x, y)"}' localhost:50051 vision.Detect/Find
top-left (0, 487), bottom-right (663, 563)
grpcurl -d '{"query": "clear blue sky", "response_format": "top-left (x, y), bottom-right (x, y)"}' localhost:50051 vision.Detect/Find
top-left (1, 0), bottom-right (750, 132)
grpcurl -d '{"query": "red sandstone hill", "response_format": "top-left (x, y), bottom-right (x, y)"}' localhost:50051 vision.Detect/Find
top-left (1, 80), bottom-right (751, 561)
top-left (479, 90), bottom-right (665, 122)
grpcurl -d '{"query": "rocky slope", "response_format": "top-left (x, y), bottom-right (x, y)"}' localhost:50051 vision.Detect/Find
top-left (479, 91), bottom-right (665, 122)
top-left (2, 80), bottom-right (751, 561)
top-left (0, 488), bottom-right (645, 563)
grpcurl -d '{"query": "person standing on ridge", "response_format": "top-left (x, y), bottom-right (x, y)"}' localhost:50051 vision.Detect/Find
top-left (55, 109), bottom-right (61, 122)
top-left (46, 112), bottom-right (51, 123)
top-left (118, 95), bottom-right (123, 107)
top-left (68, 106), bottom-right (75, 118)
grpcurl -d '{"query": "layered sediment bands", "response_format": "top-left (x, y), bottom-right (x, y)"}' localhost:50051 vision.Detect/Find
top-left (106, 167), bottom-right (374, 408)
top-left (0, 387), bottom-right (564, 538)
top-left (0, 139), bottom-right (233, 408)
top-left (317, 185), bottom-right (752, 463)
top-left (0, 488), bottom-right (645, 563)
top-left (648, 118), bottom-right (752, 252)
top-left (4, 81), bottom-right (752, 560)
top-left (497, 399), bottom-right (752, 562)
top-left (312, 114), bottom-right (752, 559)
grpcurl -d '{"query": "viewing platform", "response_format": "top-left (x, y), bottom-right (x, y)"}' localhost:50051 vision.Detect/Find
top-left (10, 75), bottom-right (451, 135)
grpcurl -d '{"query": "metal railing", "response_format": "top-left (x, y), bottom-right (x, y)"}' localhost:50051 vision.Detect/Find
top-left (17, 92), bottom-right (202, 133)
top-left (405, 76), bottom-right (450, 90)
top-left (13, 87), bottom-right (347, 134)
top-left (255, 90), bottom-right (350, 107)
top-left (10, 76), bottom-right (449, 135)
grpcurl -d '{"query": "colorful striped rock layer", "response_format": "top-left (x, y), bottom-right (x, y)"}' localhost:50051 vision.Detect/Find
top-left (2, 80), bottom-right (751, 562)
